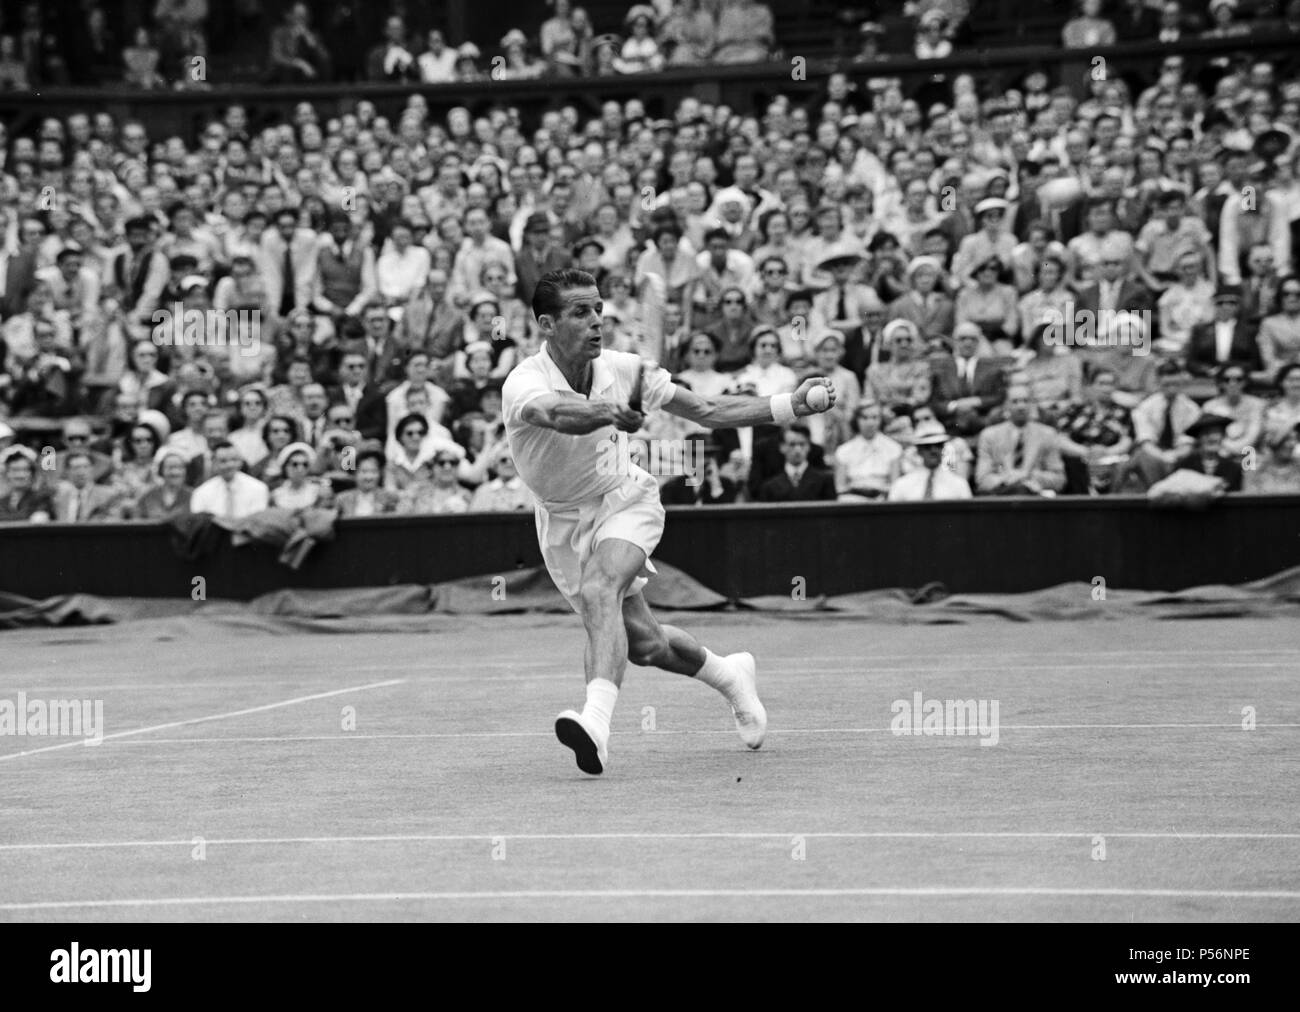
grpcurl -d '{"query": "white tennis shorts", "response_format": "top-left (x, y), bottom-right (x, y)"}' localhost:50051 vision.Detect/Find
top-left (535, 469), bottom-right (666, 613)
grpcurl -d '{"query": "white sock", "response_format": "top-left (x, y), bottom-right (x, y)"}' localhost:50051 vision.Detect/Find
top-left (694, 649), bottom-right (740, 699)
top-left (581, 678), bottom-right (619, 738)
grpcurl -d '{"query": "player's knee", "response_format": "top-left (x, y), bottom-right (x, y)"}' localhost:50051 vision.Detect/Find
top-left (578, 570), bottom-right (621, 616)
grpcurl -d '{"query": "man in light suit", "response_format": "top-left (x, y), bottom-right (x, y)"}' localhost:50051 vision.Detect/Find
top-left (53, 451), bottom-right (125, 521)
top-left (260, 208), bottom-right (319, 321)
top-left (929, 322), bottom-right (1007, 437)
top-left (975, 386), bottom-right (1066, 495)
top-left (757, 424), bottom-right (837, 502)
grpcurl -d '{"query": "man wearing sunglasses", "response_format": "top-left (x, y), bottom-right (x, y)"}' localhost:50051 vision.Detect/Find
top-left (503, 268), bottom-right (836, 776)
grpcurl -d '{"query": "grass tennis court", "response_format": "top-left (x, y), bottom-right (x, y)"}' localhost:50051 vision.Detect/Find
top-left (1, 611), bottom-right (1297, 922)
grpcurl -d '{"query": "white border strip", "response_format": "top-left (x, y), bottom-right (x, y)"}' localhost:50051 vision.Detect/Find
top-left (3, 886), bottom-right (1298, 911)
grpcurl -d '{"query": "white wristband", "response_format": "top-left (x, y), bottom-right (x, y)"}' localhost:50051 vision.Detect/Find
top-left (770, 392), bottom-right (796, 426)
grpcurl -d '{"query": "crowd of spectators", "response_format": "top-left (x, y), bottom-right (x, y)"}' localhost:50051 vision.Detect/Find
top-left (2, 5), bottom-right (1300, 526)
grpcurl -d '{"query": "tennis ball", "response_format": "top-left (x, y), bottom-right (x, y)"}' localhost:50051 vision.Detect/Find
top-left (806, 385), bottom-right (831, 411)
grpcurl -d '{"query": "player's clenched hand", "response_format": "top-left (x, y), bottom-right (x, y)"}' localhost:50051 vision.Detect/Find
top-left (792, 376), bottom-right (836, 416)
top-left (606, 402), bottom-right (645, 432)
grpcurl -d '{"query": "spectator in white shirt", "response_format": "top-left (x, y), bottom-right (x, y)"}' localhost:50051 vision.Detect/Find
top-left (190, 441), bottom-right (270, 519)
top-left (376, 219), bottom-right (432, 307)
top-left (835, 401), bottom-right (903, 500)
top-left (888, 421), bottom-right (973, 501)
top-left (418, 30), bottom-right (458, 83)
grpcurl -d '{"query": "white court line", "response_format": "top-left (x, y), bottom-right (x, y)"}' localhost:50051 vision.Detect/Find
top-left (3, 831), bottom-right (1298, 854)
top-left (3, 887), bottom-right (1298, 911)
top-left (79, 722), bottom-right (1300, 747)
top-left (7, 659), bottom-right (1297, 695)
top-left (0, 679), bottom-right (406, 763)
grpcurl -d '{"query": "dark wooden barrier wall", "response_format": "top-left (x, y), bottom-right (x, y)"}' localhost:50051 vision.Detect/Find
top-left (1, 496), bottom-right (1297, 602)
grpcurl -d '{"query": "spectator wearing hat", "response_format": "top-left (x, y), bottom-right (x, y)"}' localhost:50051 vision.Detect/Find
top-left (0, 449), bottom-right (53, 521)
top-left (400, 441), bottom-right (471, 514)
top-left (1173, 413), bottom-right (1244, 490)
top-left (867, 320), bottom-right (933, 411)
top-left (661, 0), bottom-right (716, 66)
top-left (888, 256), bottom-right (954, 345)
top-left (616, 6), bottom-right (664, 73)
top-left (454, 42), bottom-right (484, 80)
top-left (802, 330), bottom-right (862, 451)
top-left (914, 10), bottom-right (952, 59)
top-left (834, 401), bottom-right (903, 500)
top-left (1156, 248), bottom-right (1217, 356)
top-left (1244, 425), bottom-right (1300, 493)
top-left (714, 0), bottom-right (774, 65)
top-left (930, 321), bottom-right (1008, 437)
top-left (955, 255), bottom-right (1020, 351)
top-left (1258, 277), bottom-right (1300, 382)
top-left (131, 446), bottom-right (192, 521)
top-left (975, 385), bottom-right (1066, 495)
top-left (887, 421), bottom-right (972, 501)
top-left (811, 244), bottom-right (876, 334)
top-left (468, 447), bottom-right (533, 512)
top-left (500, 29), bottom-right (545, 80)
top-left (852, 21), bottom-right (885, 65)
top-left (950, 199), bottom-right (1016, 288)
top-left (1124, 361), bottom-right (1202, 488)
top-left (1187, 284), bottom-right (1263, 380)
top-left (1202, 363), bottom-right (1265, 455)
top-left (270, 442), bottom-right (323, 510)
top-left (190, 441), bottom-right (270, 520)
top-left (756, 424), bottom-right (836, 502)
top-left (516, 212), bottom-right (573, 306)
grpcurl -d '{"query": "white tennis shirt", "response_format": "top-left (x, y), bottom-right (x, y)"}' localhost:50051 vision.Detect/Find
top-left (502, 343), bottom-right (677, 507)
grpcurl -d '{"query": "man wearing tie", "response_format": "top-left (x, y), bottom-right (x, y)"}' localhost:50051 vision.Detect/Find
top-left (328, 352), bottom-right (388, 441)
top-left (1187, 284), bottom-right (1262, 379)
top-left (1122, 361), bottom-right (1202, 489)
top-left (887, 421), bottom-right (972, 501)
top-left (929, 322), bottom-right (1007, 437)
top-left (190, 442), bottom-right (270, 520)
top-left (299, 383), bottom-right (332, 450)
top-left (54, 451), bottom-right (124, 522)
top-left (114, 216), bottom-right (169, 337)
top-left (261, 207), bottom-right (317, 324)
top-left (975, 386), bottom-right (1067, 495)
top-left (757, 424), bottom-right (837, 502)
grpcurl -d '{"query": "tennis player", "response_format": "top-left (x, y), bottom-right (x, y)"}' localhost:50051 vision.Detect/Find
top-left (503, 269), bottom-right (836, 774)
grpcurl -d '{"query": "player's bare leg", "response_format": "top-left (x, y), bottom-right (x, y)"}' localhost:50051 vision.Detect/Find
top-left (554, 538), bottom-right (645, 775)
top-left (622, 592), bottom-right (767, 749)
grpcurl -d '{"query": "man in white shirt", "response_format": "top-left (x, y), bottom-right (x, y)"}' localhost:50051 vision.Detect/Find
top-left (449, 206), bottom-right (515, 305)
top-left (376, 220), bottom-right (432, 306)
top-left (503, 267), bottom-right (837, 775)
top-left (418, 30), bottom-right (458, 83)
top-left (190, 442), bottom-right (270, 519)
top-left (888, 421), bottom-right (973, 501)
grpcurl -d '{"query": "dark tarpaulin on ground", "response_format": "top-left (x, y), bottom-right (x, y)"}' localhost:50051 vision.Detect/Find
top-left (3, 564), bottom-right (1300, 632)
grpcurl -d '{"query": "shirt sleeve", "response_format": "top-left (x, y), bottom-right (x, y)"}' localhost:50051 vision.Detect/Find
top-left (501, 362), bottom-right (551, 425)
top-left (641, 359), bottom-right (678, 412)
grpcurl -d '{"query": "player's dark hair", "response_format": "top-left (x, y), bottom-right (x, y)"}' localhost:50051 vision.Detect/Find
top-left (532, 268), bottom-right (598, 320)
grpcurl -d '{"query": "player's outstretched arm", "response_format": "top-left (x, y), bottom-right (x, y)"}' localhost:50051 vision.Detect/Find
top-left (521, 393), bottom-right (644, 435)
top-left (663, 376), bottom-right (836, 429)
